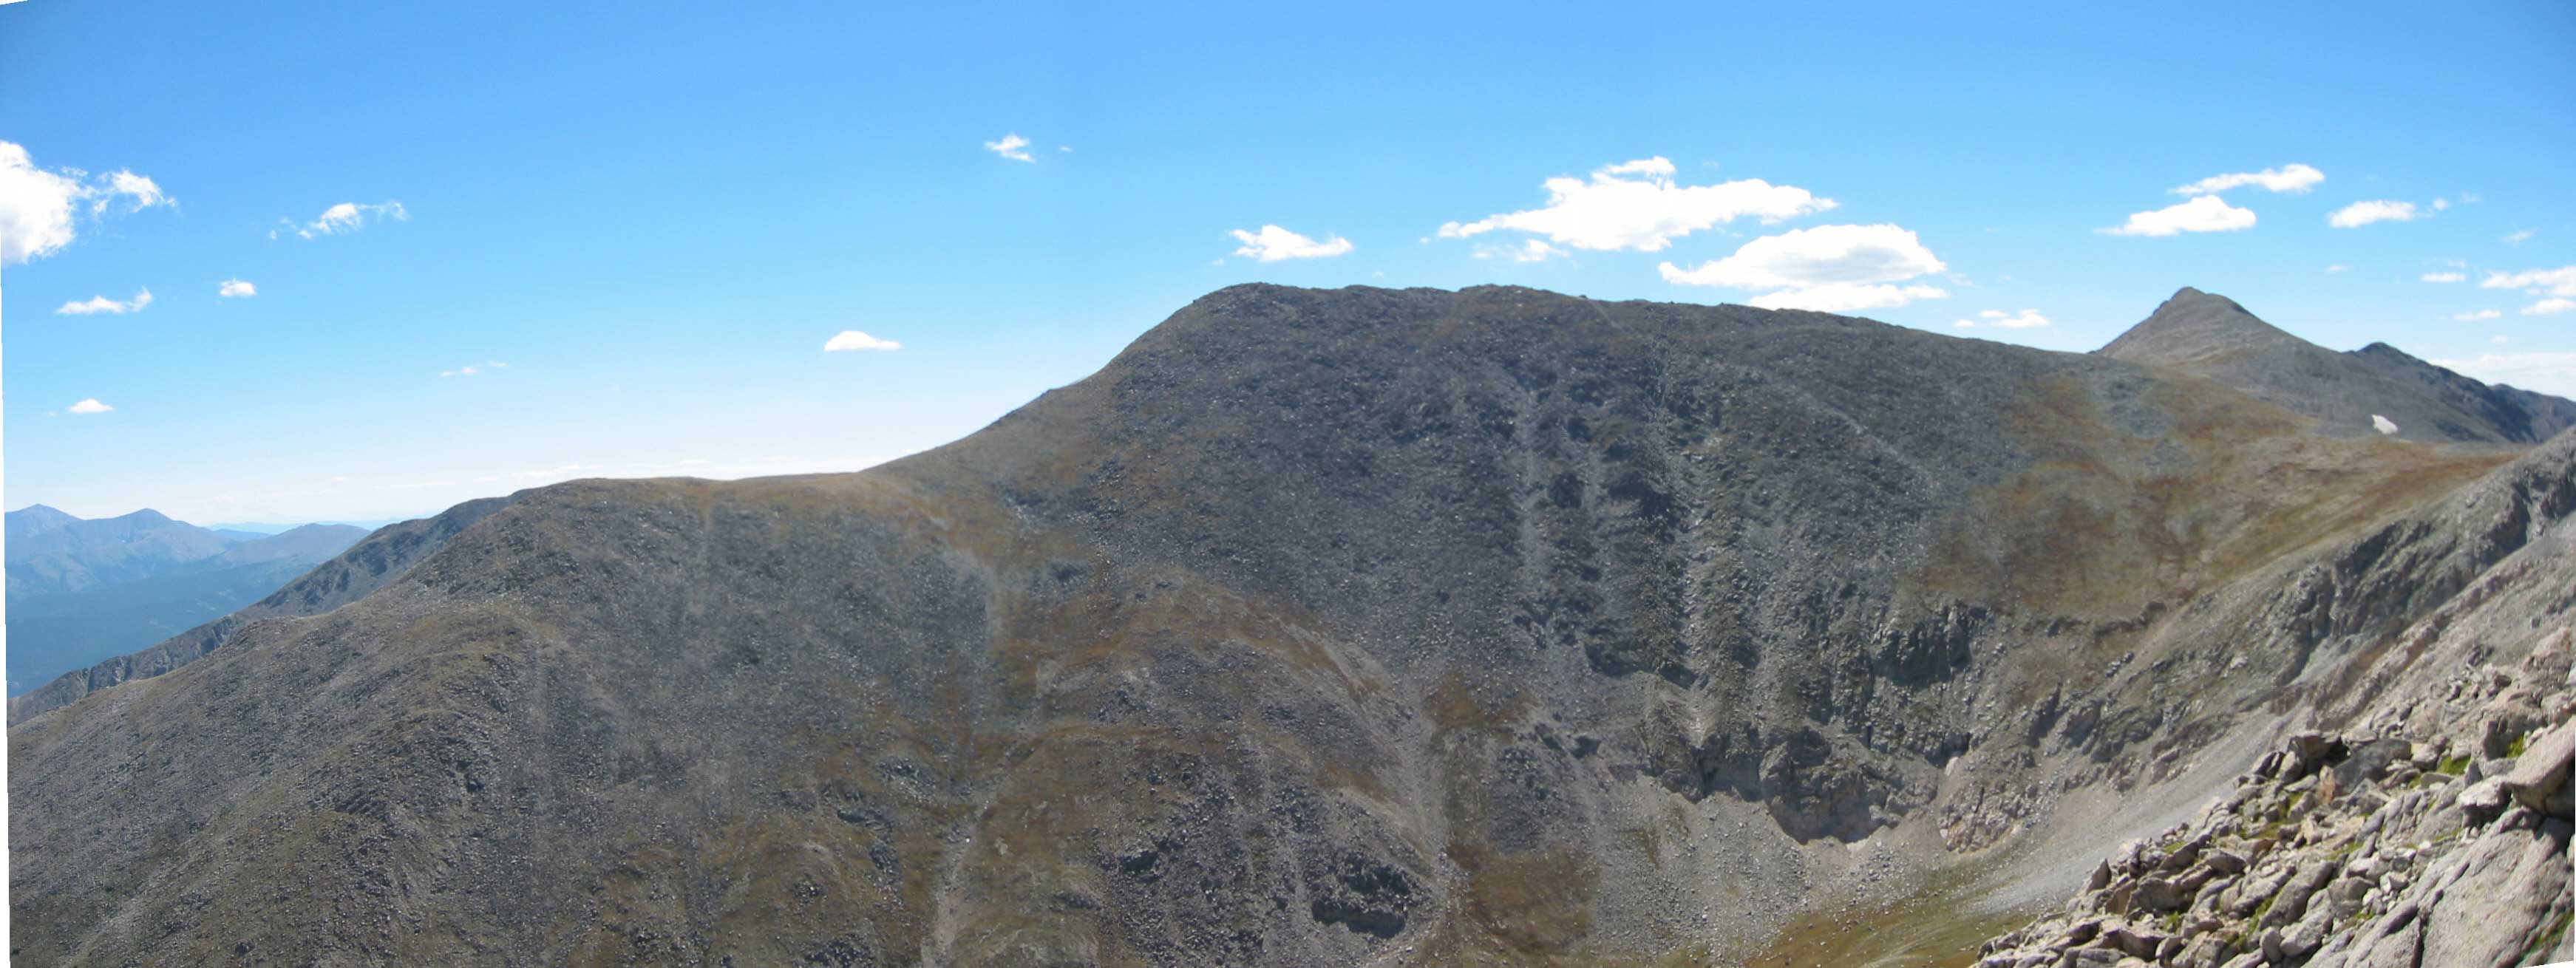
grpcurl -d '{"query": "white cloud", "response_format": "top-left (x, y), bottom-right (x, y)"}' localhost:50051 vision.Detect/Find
top-left (2493, 335), bottom-right (2511, 344)
top-left (2504, 229), bottom-right (2536, 246)
top-left (1658, 222), bottom-right (1945, 293)
top-left (2325, 265), bottom-right (2349, 273)
top-left (55, 287), bottom-right (153, 315)
top-left (824, 330), bottom-right (903, 352)
top-left (0, 141), bottom-right (171, 265)
top-left (2481, 266), bottom-right (2576, 316)
top-left (2422, 271), bottom-right (2466, 283)
top-left (67, 398), bottom-right (113, 415)
top-left (218, 278), bottom-right (256, 298)
top-left (2480, 266), bottom-right (2576, 297)
top-left (2327, 200), bottom-right (2422, 228)
top-left (279, 200), bottom-right (407, 239)
top-left (2428, 352), bottom-right (2576, 398)
top-left (983, 133), bottom-right (1034, 163)
top-left (1438, 157), bottom-right (1835, 252)
top-left (1954, 308), bottom-right (2050, 330)
top-left (2452, 309), bottom-right (2503, 321)
top-left (2371, 415), bottom-right (2399, 435)
top-left (1744, 282), bottom-right (1948, 313)
top-left (2432, 197), bottom-right (2453, 211)
top-left (2101, 195), bottom-right (2257, 236)
top-left (438, 361), bottom-right (509, 377)
top-left (96, 170), bottom-right (168, 213)
top-left (2169, 163), bottom-right (2324, 196)
top-left (1228, 224), bottom-right (1354, 262)
top-left (1473, 239), bottom-right (1566, 263)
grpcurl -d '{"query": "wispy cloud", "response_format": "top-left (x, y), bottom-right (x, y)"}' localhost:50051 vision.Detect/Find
top-left (1659, 222), bottom-right (1949, 311)
top-left (2325, 264), bottom-right (2349, 273)
top-left (55, 287), bottom-right (153, 315)
top-left (218, 278), bottom-right (256, 298)
top-left (2422, 271), bottom-right (2466, 283)
top-left (983, 133), bottom-right (1035, 163)
top-left (1228, 225), bottom-right (1354, 262)
top-left (1473, 239), bottom-right (1568, 263)
top-left (2479, 265), bottom-right (2576, 315)
top-left (0, 141), bottom-right (172, 265)
top-left (2504, 229), bottom-right (2536, 246)
top-left (1438, 157), bottom-right (1834, 253)
top-left (2450, 309), bottom-right (2502, 321)
top-left (67, 398), bottom-right (114, 415)
top-left (2101, 196), bottom-right (2256, 236)
top-left (824, 330), bottom-right (903, 352)
top-left (2327, 200), bottom-right (2422, 228)
top-left (2169, 163), bottom-right (2324, 196)
top-left (438, 360), bottom-right (509, 377)
top-left (1954, 308), bottom-right (2050, 329)
top-left (274, 200), bottom-right (407, 239)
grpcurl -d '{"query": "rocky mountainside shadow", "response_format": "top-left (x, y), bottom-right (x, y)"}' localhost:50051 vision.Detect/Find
top-left (8, 284), bottom-right (2568, 967)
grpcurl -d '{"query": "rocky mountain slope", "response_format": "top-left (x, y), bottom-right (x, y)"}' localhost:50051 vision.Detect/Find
top-left (2097, 287), bottom-right (2576, 444)
top-left (8, 284), bottom-right (2569, 967)
top-left (1967, 428), bottom-right (2576, 968)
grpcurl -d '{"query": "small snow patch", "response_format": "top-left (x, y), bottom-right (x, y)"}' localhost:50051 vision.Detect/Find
top-left (2371, 415), bottom-right (2399, 435)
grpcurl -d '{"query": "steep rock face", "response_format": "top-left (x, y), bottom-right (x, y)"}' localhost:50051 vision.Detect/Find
top-left (1966, 432), bottom-right (2576, 968)
top-left (6, 285), bottom-right (2555, 967)
top-left (2097, 287), bottom-right (2575, 444)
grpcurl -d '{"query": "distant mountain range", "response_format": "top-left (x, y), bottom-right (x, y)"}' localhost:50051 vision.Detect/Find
top-left (4, 505), bottom-right (367, 694)
top-left (204, 517), bottom-right (420, 535)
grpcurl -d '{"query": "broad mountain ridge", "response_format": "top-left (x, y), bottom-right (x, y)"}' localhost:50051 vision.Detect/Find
top-left (8, 284), bottom-right (2569, 967)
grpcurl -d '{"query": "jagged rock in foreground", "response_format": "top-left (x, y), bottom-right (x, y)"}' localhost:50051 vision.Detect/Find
top-left (10, 285), bottom-right (2573, 967)
top-left (1977, 714), bottom-right (2573, 968)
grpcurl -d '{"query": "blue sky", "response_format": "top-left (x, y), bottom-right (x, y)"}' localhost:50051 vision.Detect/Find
top-left (4, 0), bottom-right (2573, 524)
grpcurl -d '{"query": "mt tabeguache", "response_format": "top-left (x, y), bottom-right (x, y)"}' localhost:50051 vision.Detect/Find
top-left (10, 284), bottom-right (2571, 967)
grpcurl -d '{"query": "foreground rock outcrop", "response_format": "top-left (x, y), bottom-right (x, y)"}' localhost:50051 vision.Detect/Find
top-left (1979, 711), bottom-right (2572, 968)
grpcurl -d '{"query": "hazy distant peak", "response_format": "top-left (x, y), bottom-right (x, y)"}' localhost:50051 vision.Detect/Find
top-left (6, 504), bottom-right (82, 540)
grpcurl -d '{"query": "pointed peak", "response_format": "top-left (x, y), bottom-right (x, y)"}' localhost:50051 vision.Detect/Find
top-left (2100, 287), bottom-right (2305, 364)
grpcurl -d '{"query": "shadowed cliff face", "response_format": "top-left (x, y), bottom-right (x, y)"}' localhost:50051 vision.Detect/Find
top-left (7, 284), bottom-right (2558, 967)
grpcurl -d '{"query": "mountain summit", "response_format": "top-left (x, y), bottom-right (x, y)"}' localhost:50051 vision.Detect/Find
top-left (2098, 286), bottom-right (2305, 364)
top-left (9, 284), bottom-right (2569, 967)
top-left (2098, 287), bottom-right (2576, 443)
